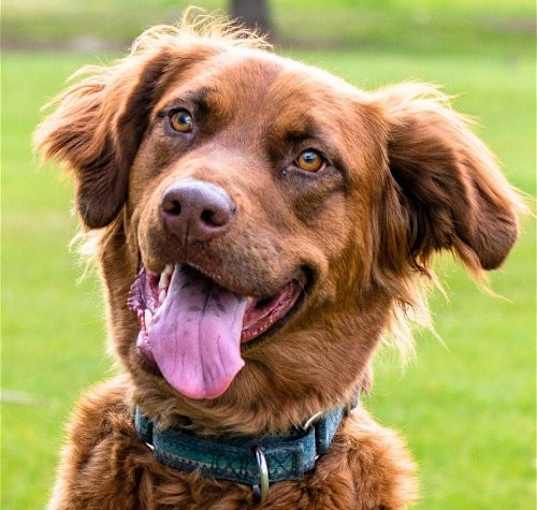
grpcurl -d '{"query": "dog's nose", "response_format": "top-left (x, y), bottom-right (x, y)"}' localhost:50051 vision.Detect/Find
top-left (161, 180), bottom-right (235, 242)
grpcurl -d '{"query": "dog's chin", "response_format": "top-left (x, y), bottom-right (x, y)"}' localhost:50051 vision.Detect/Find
top-left (128, 261), bottom-right (310, 400)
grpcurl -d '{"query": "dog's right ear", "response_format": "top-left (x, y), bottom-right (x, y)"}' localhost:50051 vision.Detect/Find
top-left (34, 44), bottom-right (217, 229)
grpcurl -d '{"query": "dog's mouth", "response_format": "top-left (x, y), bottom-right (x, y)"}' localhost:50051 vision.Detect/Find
top-left (128, 264), bottom-right (306, 400)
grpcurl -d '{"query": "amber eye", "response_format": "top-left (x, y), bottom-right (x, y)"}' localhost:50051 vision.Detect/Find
top-left (296, 149), bottom-right (325, 173)
top-left (169, 109), bottom-right (193, 133)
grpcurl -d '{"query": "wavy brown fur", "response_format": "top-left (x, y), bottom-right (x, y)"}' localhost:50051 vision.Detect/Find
top-left (35, 12), bottom-right (522, 510)
top-left (49, 377), bottom-right (417, 510)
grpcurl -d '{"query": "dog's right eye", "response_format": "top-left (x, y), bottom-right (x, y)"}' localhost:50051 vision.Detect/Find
top-left (168, 109), bottom-right (193, 133)
top-left (295, 149), bottom-right (325, 173)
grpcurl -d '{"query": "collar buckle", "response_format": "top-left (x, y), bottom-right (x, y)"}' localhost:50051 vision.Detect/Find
top-left (300, 410), bottom-right (324, 432)
top-left (252, 447), bottom-right (270, 503)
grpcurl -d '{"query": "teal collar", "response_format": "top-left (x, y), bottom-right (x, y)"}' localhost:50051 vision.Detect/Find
top-left (134, 394), bottom-right (358, 501)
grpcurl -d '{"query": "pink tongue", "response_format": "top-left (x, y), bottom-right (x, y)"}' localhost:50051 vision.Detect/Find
top-left (147, 265), bottom-right (247, 400)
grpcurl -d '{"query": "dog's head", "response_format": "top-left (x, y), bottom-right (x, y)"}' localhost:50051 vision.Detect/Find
top-left (35, 18), bottom-right (522, 433)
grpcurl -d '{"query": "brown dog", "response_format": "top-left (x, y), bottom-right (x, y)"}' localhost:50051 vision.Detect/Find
top-left (35, 15), bottom-right (522, 510)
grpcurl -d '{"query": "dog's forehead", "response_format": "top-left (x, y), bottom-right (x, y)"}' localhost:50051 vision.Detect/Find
top-left (155, 48), bottom-right (358, 120)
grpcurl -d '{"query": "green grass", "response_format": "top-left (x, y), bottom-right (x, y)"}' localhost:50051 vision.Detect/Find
top-left (2, 42), bottom-right (535, 510)
top-left (3, 0), bottom-right (535, 58)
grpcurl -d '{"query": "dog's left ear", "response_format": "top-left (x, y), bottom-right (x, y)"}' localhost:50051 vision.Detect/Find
top-left (374, 83), bottom-right (523, 274)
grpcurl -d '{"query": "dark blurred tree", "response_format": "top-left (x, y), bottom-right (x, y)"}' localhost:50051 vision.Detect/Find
top-left (230, 0), bottom-right (273, 37)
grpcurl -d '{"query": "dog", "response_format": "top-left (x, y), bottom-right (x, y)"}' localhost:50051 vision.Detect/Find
top-left (35, 14), bottom-right (523, 510)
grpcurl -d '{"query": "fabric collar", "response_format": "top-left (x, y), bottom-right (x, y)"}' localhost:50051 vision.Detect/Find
top-left (134, 394), bottom-right (358, 495)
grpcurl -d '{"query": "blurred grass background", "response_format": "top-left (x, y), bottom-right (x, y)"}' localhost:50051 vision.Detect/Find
top-left (1, 1), bottom-right (535, 509)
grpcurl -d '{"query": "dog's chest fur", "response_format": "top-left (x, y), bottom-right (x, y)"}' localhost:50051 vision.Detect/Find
top-left (48, 377), bottom-right (416, 510)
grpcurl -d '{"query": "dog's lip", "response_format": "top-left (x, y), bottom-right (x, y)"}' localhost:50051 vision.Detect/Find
top-left (239, 282), bottom-right (308, 351)
top-left (240, 273), bottom-right (306, 344)
top-left (132, 266), bottom-right (308, 377)
top-left (137, 262), bottom-right (308, 342)
top-left (129, 253), bottom-right (313, 338)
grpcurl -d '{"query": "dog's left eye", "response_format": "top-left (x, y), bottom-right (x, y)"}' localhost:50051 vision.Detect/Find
top-left (169, 109), bottom-right (193, 133)
top-left (295, 149), bottom-right (325, 173)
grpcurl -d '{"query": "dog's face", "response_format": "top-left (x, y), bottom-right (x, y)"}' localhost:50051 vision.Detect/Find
top-left (36, 29), bottom-right (521, 433)
top-left (126, 50), bottom-right (388, 404)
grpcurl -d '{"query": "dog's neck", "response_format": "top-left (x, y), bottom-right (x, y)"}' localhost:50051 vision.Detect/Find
top-left (133, 392), bottom-right (360, 502)
top-left (129, 370), bottom-right (370, 436)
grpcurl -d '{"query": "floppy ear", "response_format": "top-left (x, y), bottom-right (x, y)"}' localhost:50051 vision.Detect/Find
top-left (34, 44), bottom-right (216, 229)
top-left (375, 83), bottom-right (523, 276)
